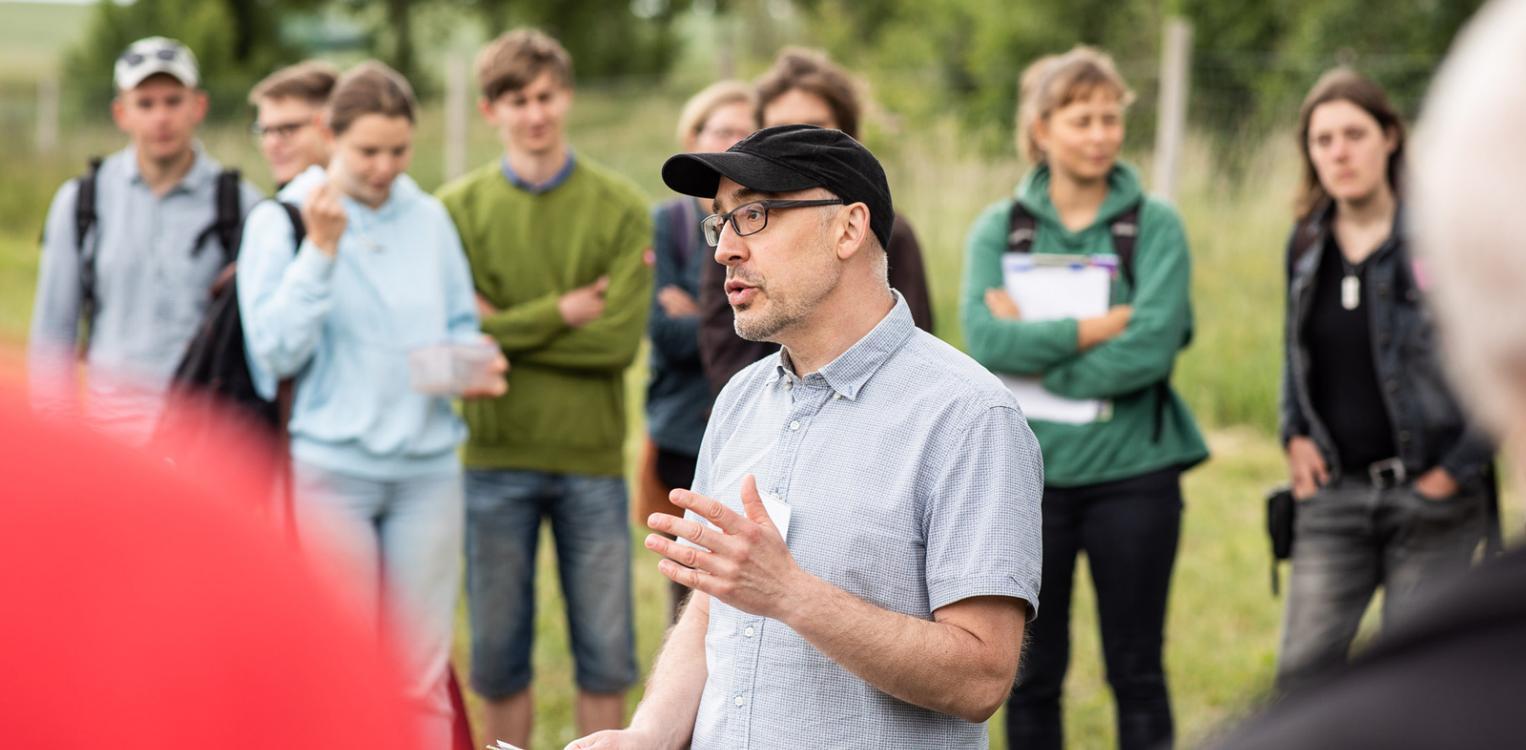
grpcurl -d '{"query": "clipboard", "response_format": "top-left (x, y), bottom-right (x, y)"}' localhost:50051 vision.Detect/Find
top-left (997, 253), bottom-right (1116, 424)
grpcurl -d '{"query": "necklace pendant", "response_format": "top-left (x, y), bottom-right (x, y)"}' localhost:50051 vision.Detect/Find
top-left (1341, 274), bottom-right (1361, 310)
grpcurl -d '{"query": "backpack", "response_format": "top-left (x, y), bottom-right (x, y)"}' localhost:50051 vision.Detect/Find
top-left (1006, 199), bottom-right (1183, 440)
top-left (73, 157), bottom-right (244, 353)
top-left (166, 200), bottom-right (306, 434)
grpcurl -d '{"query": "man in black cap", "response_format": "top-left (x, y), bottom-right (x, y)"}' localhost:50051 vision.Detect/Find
top-left (565, 125), bottom-right (1044, 749)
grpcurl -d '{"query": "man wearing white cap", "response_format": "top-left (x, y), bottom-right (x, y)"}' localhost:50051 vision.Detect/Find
top-left (29, 36), bottom-right (261, 443)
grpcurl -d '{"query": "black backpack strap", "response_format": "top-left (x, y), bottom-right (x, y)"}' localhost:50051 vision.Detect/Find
top-left (194, 169), bottom-right (244, 262)
top-left (276, 200), bottom-right (306, 250)
top-left (1109, 200), bottom-right (1142, 290)
top-left (75, 157), bottom-right (104, 354)
top-left (1005, 201), bottom-right (1038, 254)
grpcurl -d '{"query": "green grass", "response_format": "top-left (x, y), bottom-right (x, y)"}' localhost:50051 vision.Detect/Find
top-left (1, 91), bottom-right (1516, 749)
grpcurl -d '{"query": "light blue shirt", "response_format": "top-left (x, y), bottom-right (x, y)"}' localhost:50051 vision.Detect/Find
top-left (28, 145), bottom-right (263, 444)
top-left (689, 293), bottom-right (1044, 749)
top-left (238, 165), bottom-right (482, 480)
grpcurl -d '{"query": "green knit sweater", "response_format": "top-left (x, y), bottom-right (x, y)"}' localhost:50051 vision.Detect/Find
top-left (437, 157), bottom-right (653, 476)
top-left (960, 163), bottom-right (1209, 487)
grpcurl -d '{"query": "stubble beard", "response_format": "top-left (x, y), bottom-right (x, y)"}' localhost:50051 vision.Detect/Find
top-left (731, 241), bottom-right (840, 342)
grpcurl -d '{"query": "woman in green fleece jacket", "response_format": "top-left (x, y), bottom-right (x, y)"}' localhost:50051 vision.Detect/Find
top-left (961, 47), bottom-right (1208, 750)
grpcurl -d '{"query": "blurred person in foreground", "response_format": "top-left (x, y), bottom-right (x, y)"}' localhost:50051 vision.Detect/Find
top-left (1272, 67), bottom-right (1494, 695)
top-left (0, 380), bottom-right (419, 750)
top-left (696, 47), bottom-right (934, 394)
top-left (28, 36), bottom-right (261, 445)
top-left (435, 28), bottom-right (653, 747)
top-left (567, 124), bottom-right (1042, 750)
top-left (238, 61), bottom-right (505, 749)
top-left (962, 46), bottom-right (1208, 750)
top-left (250, 60), bottom-right (339, 188)
top-left (638, 80), bottom-right (757, 622)
top-left (1209, 3), bottom-right (1526, 746)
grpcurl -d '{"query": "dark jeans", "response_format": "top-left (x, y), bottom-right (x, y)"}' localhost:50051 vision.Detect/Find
top-left (653, 445), bottom-right (697, 621)
top-left (1274, 476), bottom-right (1485, 694)
top-left (1007, 467), bottom-right (1183, 750)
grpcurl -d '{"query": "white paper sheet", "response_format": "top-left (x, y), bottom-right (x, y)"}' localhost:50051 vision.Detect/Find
top-left (998, 254), bottom-right (1113, 424)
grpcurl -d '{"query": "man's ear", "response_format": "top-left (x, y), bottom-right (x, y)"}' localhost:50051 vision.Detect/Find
top-left (834, 202), bottom-right (873, 261)
top-left (111, 96), bottom-right (127, 133)
top-left (477, 96), bottom-right (497, 125)
top-left (190, 90), bottom-right (209, 125)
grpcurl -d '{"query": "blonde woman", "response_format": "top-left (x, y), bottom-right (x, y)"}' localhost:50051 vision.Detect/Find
top-left (961, 47), bottom-right (1207, 749)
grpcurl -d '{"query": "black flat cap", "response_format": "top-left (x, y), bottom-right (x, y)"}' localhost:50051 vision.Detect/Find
top-left (661, 124), bottom-right (895, 249)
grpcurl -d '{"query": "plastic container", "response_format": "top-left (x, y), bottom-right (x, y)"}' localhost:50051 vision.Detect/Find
top-left (408, 341), bottom-right (502, 396)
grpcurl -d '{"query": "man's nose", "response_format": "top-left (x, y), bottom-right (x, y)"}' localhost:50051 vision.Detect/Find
top-left (714, 220), bottom-right (747, 266)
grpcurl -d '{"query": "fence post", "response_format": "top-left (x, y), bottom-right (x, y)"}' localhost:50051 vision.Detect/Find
top-left (1152, 17), bottom-right (1193, 203)
top-left (36, 74), bottom-right (59, 155)
top-left (443, 53), bottom-right (469, 184)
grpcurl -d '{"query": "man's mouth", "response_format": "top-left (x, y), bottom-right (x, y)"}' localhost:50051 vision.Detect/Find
top-left (725, 279), bottom-right (758, 306)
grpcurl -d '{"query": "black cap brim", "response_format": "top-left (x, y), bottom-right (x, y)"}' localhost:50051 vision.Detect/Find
top-left (661, 151), bottom-right (820, 200)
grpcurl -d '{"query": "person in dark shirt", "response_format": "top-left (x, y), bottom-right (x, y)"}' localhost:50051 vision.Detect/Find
top-left (1275, 67), bottom-right (1493, 694)
top-left (697, 47), bottom-right (934, 394)
top-left (639, 80), bottom-right (757, 622)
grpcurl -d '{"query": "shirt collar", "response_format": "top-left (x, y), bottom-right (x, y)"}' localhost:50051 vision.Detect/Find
top-left (124, 142), bottom-right (216, 195)
top-left (769, 291), bottom-right (916, 401)
top-left (501, 150), bottom-right (576, 194)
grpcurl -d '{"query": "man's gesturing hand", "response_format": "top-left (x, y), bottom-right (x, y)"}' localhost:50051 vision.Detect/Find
top-left (645, 474), bottom-right (803, 620)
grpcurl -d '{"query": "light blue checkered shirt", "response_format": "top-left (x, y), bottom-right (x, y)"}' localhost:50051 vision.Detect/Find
top-left (689, 293), bottom-right (1044, 749)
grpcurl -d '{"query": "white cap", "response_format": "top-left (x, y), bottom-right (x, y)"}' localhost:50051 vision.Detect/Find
top-left (114, 37), bottom-right (199, 91)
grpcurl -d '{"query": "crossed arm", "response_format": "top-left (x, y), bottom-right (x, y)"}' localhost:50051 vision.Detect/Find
top-left (566, 475), bottom-right (1027, 750)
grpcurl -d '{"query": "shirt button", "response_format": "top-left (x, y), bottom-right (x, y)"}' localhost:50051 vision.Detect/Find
top-left (744, 625), bottom-right (755, 637)
top-left (734, 695), bottom-right (745, 707)
top-left (789, 420), bottom-right (800, 431)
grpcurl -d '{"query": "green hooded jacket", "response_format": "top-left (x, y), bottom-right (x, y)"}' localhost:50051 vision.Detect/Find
top-left (960, 162), bottom-right (1208, 487)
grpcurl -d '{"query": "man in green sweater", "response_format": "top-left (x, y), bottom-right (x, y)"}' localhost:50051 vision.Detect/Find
top-left (436, 28), bottom-right (653, 748)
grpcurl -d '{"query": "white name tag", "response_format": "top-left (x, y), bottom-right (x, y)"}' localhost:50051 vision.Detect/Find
top-left (762, 491), bottom-right (792, 544)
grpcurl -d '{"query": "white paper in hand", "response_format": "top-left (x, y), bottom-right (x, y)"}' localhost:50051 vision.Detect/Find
top-left (998, 253), bottom-right (1113, 424)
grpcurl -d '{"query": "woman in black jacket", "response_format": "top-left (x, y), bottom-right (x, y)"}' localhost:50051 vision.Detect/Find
top-left (1276, 67), bottom-right (1494, 694)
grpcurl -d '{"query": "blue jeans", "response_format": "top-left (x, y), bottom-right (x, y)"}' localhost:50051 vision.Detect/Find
top-left (291, 461), bottom-right (463, 749)
top-left (464, 469), bottom-right (637, 697)
top-left (1276, 476), bottom-right (1485, 693)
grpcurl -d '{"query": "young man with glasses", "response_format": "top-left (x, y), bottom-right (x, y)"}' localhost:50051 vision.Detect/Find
top-left (568, 124), bottom-right (1043, 750)
top-left (28, 36), bottom-right (261, 444)
top-left (249, 60), bottom-right (338, 188)
top-left (436, 28), bottom-right (652, 749)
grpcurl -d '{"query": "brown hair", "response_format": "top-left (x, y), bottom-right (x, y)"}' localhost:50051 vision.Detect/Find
top-left (326, 61), bottom-right (416, 136)
top-left (1295, 67), bottom-right (1406, 219)
top-left (675, 80), bottom-right (757, 147)
top-left (1015, 46), bottom-right (1135, 164)
top-left (755, 47), bottom-right (863, 139)
top-left (248, 60), bottom-right (339, 107)
top-left (476, 28), bottom-right (573, 102)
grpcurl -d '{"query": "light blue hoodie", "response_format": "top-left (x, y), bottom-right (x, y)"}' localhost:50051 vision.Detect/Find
top-left (238, 165), bottom-right (481, 480)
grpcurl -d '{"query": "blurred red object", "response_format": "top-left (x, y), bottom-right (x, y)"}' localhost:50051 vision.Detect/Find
top-left (0, 382), bottom-right (422, 750)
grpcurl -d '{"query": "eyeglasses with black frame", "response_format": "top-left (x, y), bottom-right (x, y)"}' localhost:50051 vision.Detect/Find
top-left (701, 198), bottom-right (845, 247)
top-left (250, 119), bottom-right (314, 140)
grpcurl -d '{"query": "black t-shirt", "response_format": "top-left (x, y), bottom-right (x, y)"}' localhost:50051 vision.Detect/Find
top-left (1304, 236), bottom-right (1397, 472)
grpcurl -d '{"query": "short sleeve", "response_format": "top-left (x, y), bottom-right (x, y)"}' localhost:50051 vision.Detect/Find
top-left (923, 403), bottom-right (1044, 617)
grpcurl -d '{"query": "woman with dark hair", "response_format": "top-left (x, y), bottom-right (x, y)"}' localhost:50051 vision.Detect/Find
top-left (1275, 67), bottom-right (1493, 693)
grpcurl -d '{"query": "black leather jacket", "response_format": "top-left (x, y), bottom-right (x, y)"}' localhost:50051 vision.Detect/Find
top-left (1278, 202), bottom-right (1494, 485)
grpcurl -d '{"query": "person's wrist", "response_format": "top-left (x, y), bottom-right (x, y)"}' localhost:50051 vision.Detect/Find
top-left (775, 568), bottom-right (824, 630)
